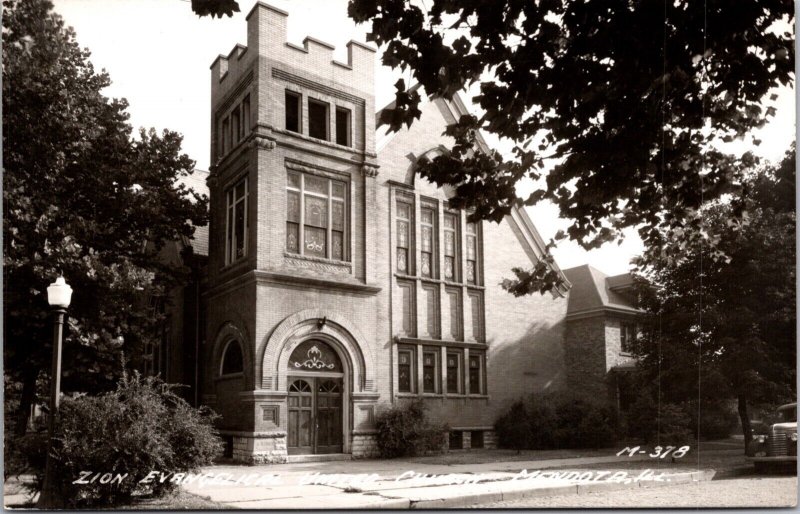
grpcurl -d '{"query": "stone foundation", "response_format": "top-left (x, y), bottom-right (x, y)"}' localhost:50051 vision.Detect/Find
top-left (351, 430), bottom-right (379, 459)
top-left (483, 430), bottom-right (498, 449)
top-left (227, 431), bottom-right (288, 464)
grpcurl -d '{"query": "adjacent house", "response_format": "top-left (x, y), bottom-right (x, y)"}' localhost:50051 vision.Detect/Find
top-left (153, 2), bottom-right (642, 464)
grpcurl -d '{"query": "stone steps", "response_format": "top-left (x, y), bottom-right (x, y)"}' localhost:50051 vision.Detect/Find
top-left (287, 453), bottom-right (352, 463)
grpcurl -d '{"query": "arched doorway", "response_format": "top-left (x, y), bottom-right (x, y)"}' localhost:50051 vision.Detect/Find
top-left (286, 340), bottom-right (343, 455)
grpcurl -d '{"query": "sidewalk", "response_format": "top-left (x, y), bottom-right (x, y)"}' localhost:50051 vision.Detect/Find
top-left (180, 449), bottom-right (733, 509)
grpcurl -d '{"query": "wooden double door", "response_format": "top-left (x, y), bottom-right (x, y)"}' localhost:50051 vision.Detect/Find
top-left (287, 376), bottom-right (343, 454)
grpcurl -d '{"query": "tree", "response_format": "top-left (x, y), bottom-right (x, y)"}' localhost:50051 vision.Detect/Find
top-left (346, 0), bottom-right (793, 293)
top-left (630, 146), bottom-right (796, 449)
top-left (2, 0), bottom-right (208, 435)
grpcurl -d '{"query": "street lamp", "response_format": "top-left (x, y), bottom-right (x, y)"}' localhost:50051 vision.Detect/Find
top-left (38, 276), bottom-right (72, 509)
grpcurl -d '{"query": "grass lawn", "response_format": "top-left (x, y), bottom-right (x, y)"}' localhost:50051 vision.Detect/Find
top-left (4, 486), bottom-right (229, 510)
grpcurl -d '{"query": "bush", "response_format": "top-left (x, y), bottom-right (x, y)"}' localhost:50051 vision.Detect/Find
top-left (684, 401), bottom-right (738, 440)
top-left (375, 400), bottom-right (448, 458)
top-left (626, 397), bottom-right (695, 446)
top-left (19, 372), bottom-right (222, 508)
top-left (495, 395), bottom-right (618, 451)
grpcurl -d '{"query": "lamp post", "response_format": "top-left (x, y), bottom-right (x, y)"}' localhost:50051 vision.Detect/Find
top-left (38, 276), bottom-right (72, 509)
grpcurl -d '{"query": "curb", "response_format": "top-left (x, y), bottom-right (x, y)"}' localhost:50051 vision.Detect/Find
top-left (403, 469), bottom-right (717, 509)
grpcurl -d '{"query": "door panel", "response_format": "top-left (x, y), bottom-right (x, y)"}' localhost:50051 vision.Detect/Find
top-left (287, 377), bottom-right (343, 454)
top-left (287, 379), bottom-right (313, 454)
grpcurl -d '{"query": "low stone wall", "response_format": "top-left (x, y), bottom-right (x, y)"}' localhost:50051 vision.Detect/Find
top-left (351, 430), bottom-right (379, 459)
top-left (228, 431), bottom-right (288, 464)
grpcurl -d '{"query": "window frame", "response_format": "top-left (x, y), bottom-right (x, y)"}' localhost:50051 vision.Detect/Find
top-left (398, 345), bottom-right (417, 393)
top-left (419, 204), bottom-right (437, 278)
top-left (241, 94), bottom-right (251, 137)
top-left (443, 211), bottom-right (460, 282)
top-left (286, 171), bottom-right (349, 262)
top-left (446, 350), bottom-right (463, 394)
top-left (468, 352), bottom-right (485, 395)
top-left (335, 106), bottom-right (352, 147)
top-left (396, 198), bottom-right (414, 275)
top-left (620, 321), bottom-right (636, 353)
top-left (220, 339), bottom-right (245, 376)
top-left (307, 97), bottom-right (330, 141)
top-left (225, 177), bottom-right (249, 266)
top-left (422, 347), bottom-right (440, 394)
top-left (466, 219), bottom-right (481, 285)
top-left (285, 90), bottom-right (301, 133)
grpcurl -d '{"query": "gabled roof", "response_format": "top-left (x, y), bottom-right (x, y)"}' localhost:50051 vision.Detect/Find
top-left (175, 169), bottom-right (210, 256)
top-left (376, 87), bottom-right (570, 295)
top-left (562, 264), bottom-right (642, 320)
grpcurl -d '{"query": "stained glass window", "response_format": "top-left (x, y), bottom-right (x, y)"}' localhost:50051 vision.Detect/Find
top-left (420, 207), bottom-right (435, 278)
top-left (423, 349), bottom-right (438, 393)
top-left (398, 346), bottom-right (415, 393)
top-left (396, 200), bottom-right (411, 274)
top-left (443, 213), bottom-right (457, 281)
top-left (286, 172), bottom-right (348, 261)
top-left (469, 354), bottom-right (483, 394)
top-left (466, 221), bottom-right (478, 284)
top-left (447, 351), bottom-right (461, 393)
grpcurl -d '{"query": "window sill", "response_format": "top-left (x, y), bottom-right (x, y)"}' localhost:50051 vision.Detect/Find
top-left (220, 257), bottom-right (250, 275)
top-left (274, 128), bottom-right (359, 154)
top-left (619, 352), bottom-right (634, 358)
top-left (393, 273), bottom-right (486, 290)
top-left (284, 252), bottom-right (352, 268)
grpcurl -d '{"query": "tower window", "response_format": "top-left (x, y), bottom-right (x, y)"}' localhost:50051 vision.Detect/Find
top-left (335, 107), bottom-right (351, 147)
top-left (308, 98), bottom-right (329, 140)
top-left (285, 90), bottom-right (300, 133)
top-left (225, 177), bottom-right (248, 265)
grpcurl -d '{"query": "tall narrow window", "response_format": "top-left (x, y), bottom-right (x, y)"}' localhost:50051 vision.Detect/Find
top-left (396, 200), bottom-right (412, 274)
top-left (423, 348), bottom-right (439, 393)
top-left (221, 116), bottom-right (230, 155)
top-left (335, 106), bottom-right (351, 146)
top-left (286, 172), bottom-right (348, 261)
top-left (308, 98), bottom-right (329, 140)
top-left (285, 90), bottom-right (300, 133)
top-left (469, 353), bottom-right (483, 394)
top-left (231, 105), bottom-right (240, 145)
top-left (620, 322), bottom-right (636, 353)
top-left (443, 213), bottom-right (458, 281)
top-left (241, 94), bottom-right (250, 136)
top-left (466, 221), bottom-right (479, 284)
top-left (225, 177), bottom-right (248, 265)
top-left (420, 206), bottom-right (436, 278)
top-left (446, 351), bottom-right (462, 394)
top-left (398, 346), bottom-right (416, 393)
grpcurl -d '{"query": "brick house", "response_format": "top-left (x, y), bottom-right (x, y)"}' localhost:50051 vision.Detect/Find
top-left (562, 265), bottom-right (643, 413)
top-left (153, 2), bottom-right (641, 463)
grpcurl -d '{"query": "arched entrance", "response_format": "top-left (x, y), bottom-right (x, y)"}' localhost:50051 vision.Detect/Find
top-left (286, 340), bottom-right (343, 455)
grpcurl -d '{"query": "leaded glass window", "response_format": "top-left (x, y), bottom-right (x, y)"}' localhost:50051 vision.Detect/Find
top-left (446, 351), bottom-right (461, 394)
top-left (396, 200), bottom-right (411, 274)
top-left (286, 171), bottom-right (348, 261)
top-left (423, 349), bottom-right (438, 393)
top-left (443, 213), bottom-right (458, 281)
top-left (420, 206), bottom-right (435, 278)
top-left (466, 221), bottom-right (479, 284)
top-left (398, 346), bottom-right (415, 393)
top-left (469, 354), bottom-right (483, 394)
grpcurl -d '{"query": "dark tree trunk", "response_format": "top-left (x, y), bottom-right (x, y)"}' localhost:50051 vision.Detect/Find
top-left (14, 370), bottom-right (38, 436)
top-left (737, 394), bottom-right (751, 454)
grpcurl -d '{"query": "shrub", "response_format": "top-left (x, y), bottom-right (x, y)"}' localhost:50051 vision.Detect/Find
top-left (375, 399), bottom-right (448, 458)
top-left (495, 401), bottom-right (532, 452)
top-left (495, 395), bottom-right (618, 451)
top-left (684, 400), bottom-right (739, 440)
top-left (19, 372), bottom-right (222, 508)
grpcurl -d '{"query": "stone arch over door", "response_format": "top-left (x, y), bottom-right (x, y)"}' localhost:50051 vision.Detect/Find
top-left (260, 309), bottom-right (375, 393)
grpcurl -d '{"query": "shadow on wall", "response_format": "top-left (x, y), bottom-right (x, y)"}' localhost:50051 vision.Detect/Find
top-left (487, 318), bottom-right (567, 418)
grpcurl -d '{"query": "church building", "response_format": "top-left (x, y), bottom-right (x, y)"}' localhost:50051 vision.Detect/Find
top-left (156, 2), bottom-right (641, 464)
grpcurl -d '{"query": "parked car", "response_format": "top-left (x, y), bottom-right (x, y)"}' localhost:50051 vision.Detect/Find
top-left (746, 402), bottom-right (797, 472)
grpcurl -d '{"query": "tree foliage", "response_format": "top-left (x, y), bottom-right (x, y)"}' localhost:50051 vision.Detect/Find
top-left (190, 0), bottom-right (239, 18)
top-left (347, 0), bottom-right (794, 293)
top-left (630, 146), bottom-right (796, 446)
top-left (3, 0), bottom-right (208, 432)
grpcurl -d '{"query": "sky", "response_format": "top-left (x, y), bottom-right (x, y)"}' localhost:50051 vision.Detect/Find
top-left (51, 0), bottom-right (796, 275)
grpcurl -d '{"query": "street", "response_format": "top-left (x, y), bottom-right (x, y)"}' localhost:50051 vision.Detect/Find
top-left (473, 476), bottom-right (797, 508)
